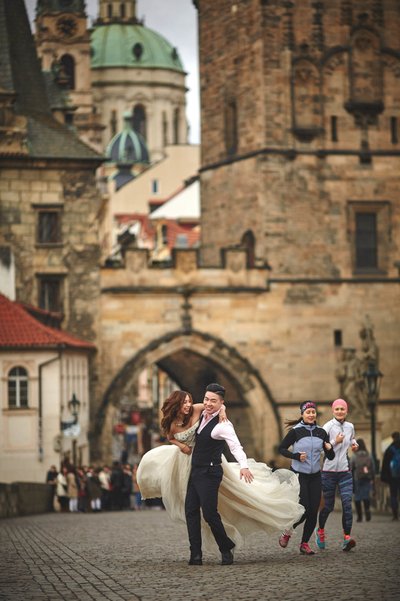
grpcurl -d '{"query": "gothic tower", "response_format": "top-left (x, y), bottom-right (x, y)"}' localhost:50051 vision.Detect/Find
top-left (191, 0), bottom-right (400, 439)
top-left (195, 0), bottom-right (400, 282)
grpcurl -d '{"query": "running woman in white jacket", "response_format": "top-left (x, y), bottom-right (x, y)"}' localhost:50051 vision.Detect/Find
top-left (315, 398), bottom-right (359, 552)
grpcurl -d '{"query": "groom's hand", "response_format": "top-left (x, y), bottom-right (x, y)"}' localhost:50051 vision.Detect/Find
top-left (240, 468), bottom-right (254, 483)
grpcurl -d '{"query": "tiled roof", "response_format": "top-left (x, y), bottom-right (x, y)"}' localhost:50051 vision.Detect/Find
top-left (0, 294), bottom-right (96, 350)
top-left (0, 0), bottom-right (103, 162)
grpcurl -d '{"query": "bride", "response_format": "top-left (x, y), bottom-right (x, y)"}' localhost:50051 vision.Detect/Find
top-left (137, 390), bottom-right (304, 552)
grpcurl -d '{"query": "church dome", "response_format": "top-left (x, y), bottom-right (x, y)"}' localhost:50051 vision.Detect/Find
top-left (106, 113), bottom-right (150, 165)
top-left (90, 24), bottom-right (184, 72)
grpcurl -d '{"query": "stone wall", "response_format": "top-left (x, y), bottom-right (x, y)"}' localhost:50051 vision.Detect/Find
top-left (0, 483), bottom-right (53, 519)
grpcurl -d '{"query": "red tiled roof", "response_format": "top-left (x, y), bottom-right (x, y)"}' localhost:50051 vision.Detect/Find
top-left (0, 294), bottom-right (96, 350)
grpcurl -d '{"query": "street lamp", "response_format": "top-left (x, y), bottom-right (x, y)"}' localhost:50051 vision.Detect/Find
top-left (69, 393), bottom-right (80, 467)
top-left (68, 393), bottom-right (81, 424)
top-left (363, 362), bottom-right (383, 472)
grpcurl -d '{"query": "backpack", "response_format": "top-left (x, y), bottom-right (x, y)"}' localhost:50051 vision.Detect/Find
top-left (390, 445), bottom-right (400, 478)
top-left (354, 452), bottom-right (373, 480)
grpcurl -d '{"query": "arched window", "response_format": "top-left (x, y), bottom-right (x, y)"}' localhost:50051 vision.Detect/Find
top-left (241, 230), bottom-right (255, 268)
top-left (173, 108), bottom-right (180, 144)
top-left (225, 99), bottom-right (238, 155)
top-left (107, 3), bottom-right (112, 18)
top-left (162, 111), bottom-right (168, 146)
top-left (8, 367), bottom-right (29, 408)
top-left (132, 104), bottom-right (146, 140)
top-left (60, 54), bottom-right (75, 90)
top-left (120, 3), bottom-right (125, 18)
top-left (110, 109), bottom-right (117, 137)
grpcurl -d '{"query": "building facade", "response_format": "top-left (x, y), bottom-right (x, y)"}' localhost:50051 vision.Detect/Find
top-left (34, 0), bottom-right (189, 159)
top-left (92, 0), bottom-right (400, 463)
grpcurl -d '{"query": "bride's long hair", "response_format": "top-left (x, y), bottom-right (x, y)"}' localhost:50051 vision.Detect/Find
top-left (160, 390), bottom-right (194, 435)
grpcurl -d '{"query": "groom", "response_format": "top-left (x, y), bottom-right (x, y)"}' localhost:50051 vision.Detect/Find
top-left (185, 383), bottom-right (254, 566)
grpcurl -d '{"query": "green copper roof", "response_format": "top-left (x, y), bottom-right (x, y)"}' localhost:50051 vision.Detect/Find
top-left (106, 113), bottom-right (150, 165)
top-left (90, 24), bottom-right (184, 72)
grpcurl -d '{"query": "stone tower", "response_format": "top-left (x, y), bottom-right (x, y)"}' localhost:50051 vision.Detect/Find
top-left (34, 0), bottom-right (103, 151)
top-left (195, 0), bottom-right (400, 281)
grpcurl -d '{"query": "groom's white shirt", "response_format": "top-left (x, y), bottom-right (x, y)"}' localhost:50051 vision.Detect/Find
top-left (197, 410), bottom-right (249, 469)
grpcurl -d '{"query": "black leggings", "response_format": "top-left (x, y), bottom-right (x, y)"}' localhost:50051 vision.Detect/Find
top-left (293, 471), bottom-right (322, 544)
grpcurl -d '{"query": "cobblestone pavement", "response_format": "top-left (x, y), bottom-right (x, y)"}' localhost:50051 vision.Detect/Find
top-left (0, 509), bottom-right (399, 601)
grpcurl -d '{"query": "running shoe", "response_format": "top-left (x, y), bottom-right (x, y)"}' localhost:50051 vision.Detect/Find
top-left (278, 529), bottom-right (292, 548)
top-left (315, 527), bottom-right (326, 550)
top-left (299, 542), bottom-right (315, 555)
top-left (342, 535), bottom-right (356, 552)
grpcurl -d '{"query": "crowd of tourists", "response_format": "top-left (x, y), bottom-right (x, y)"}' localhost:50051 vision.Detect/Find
top-left (45, 461), bottom-right (148, 513)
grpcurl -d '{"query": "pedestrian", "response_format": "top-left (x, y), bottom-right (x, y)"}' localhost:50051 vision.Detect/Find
top-left (98, 465), bottom-right (111, 511)
top-left (278, 400), bottom-right (334, 555)
top-left (351, 438), bottom-right (374, 522)
top-left (45, 465), bottom-right (58, 511)
top-left (67, 467), bottom-right (79, 512)
top-left (132, 464), bottom-right (142, 510)
top-left (316, 398), bottom-right (359, 552)
top-left (122, 464), bottom-right (133, 510)
top-left (76, 467), bottom-right (88, 512)
top-left (110, 461), bottom-right (124, 510)
top-left (381, 431), bottom-right (400, 521)
top-left (56, 466), bottom-right (69, 512)
top-left (86, 467), bottom-right (102, 512)
top-left (137, 386), bottom-right (302, 565)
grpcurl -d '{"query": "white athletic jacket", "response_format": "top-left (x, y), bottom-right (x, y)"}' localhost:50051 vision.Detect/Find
top-left (322, 418), bottom-right (357, 472)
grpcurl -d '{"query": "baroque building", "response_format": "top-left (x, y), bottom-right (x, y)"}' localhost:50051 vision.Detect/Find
top-left (34, 0), bottom-right (189, 160)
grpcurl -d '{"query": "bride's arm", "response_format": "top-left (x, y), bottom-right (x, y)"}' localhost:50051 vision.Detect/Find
top-left (168, 436), bottom-right (192, 455)
top-left (192, 403), bottom-right (228, 422)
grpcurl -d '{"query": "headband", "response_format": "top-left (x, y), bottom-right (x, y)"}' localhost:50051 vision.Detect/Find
top-left (300, 401), bottom-right (317, 414)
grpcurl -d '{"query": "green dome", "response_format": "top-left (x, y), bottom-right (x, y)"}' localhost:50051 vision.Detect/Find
top-left (106, 112), bottom-right (150, 165)
top-left (90, 24), bottom-right (184, 72)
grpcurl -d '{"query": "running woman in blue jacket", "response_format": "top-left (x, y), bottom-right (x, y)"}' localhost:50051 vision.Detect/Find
top-left (278, 401), bottom-right (335, 555)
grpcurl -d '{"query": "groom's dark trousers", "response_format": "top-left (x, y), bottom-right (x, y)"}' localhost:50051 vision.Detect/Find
top-left (185, 416), bottom-right (235, 556)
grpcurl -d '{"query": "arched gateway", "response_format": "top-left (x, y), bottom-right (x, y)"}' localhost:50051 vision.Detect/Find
top-left (93, 329), bottom-right (282, 464)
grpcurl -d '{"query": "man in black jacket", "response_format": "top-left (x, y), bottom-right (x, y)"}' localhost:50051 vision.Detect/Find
top-left (381, 431), bottom-right (400, 520)
top-left (185, 383), bottom-right (254, 566)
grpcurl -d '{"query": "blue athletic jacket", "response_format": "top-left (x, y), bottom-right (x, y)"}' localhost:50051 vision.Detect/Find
top-left (279, 421), bottom-right (335, 474)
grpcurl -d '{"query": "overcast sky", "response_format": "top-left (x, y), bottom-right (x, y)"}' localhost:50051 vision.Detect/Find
top-left (24, 0), bottom-right (200, 143)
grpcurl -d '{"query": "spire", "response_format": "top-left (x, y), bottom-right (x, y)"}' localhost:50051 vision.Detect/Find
top-left (96, 0), bottom-right (138, 25)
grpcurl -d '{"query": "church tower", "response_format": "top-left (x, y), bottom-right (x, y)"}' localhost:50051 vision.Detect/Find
top-left (34, 0), bottom-right (103, 151)
top-left (91, 0), bottom-right (188, 159)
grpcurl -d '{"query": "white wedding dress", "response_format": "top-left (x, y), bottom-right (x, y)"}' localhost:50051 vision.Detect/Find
top-left (137, 421), bottom-right (303, 552)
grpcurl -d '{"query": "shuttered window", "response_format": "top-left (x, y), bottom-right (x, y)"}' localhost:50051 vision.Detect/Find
top-left (355, 212), bottom-right (377, 269)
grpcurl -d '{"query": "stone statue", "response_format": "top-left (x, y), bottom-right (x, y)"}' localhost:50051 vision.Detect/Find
top-left (335, 316), bottom-right (380, 419)
top-left (359, 315), bottom-right (380, 374)
top-left (336, 347), bottom-right (366, 417)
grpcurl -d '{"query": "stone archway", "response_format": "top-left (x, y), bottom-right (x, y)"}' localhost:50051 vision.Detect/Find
top-left (93, 329), bottom-right (282, 463)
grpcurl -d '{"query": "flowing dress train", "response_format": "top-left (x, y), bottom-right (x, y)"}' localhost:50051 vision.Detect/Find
top-left (137, 421), bottom-right (304, 552)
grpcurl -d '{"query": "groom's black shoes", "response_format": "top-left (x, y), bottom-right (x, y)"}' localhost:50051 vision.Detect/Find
top-left (221, 550), bottom-right (234, 565)
top-left (188, 554), bottom-right (202, 565)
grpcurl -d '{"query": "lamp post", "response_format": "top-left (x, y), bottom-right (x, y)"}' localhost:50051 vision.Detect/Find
top-left (61, 394), bottom-right (81, 467)
top-left (68, 393), bottom-right (81, 424)
top-left (363, 362), bottom-right (383, 472)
